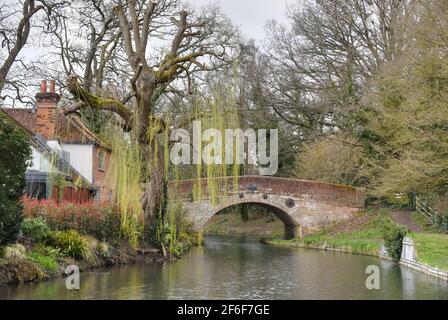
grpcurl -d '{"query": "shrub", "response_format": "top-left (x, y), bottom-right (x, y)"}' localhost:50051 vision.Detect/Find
top-left (21, 217), bottom-right (51, 242)
top-left (96, 242), bottom-right (111, 259)
top-left (49, 230), bottom-right (89, 260)
top-left (22, 198), bottom-right (121, 240)
top-left (0, 113), bottom-right (32, 246)
top-left (166, 203), bottom-right (191, 239)
top-left (27, 251), bottom-right (58, 272)
top-left (171, 240), bottom-right (192, 257)
top-left (163, 203), bottom-right (201, 255)
top-left (33, 242), bottom-right (62, 258)
top-left (381, 217), bottom-right (408, 263)
top-left (2, 244), bottom-right (26, 259)
top-left (433, 214), bottom-right (448, 234)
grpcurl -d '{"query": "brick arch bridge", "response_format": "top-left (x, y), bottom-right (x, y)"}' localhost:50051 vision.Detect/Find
top-left (168, 176), bottom-right (365, 239)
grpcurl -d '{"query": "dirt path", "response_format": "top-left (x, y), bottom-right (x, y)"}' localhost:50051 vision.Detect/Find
top-left (391, 210), bottom-right (423, 232)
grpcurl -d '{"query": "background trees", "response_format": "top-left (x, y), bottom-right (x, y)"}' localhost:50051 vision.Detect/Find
top-left (283, 0), bottom-right (448, 211)
top-left (257, 0), bottom-right (412, 143)
top-left (295, 135), bottom-right (366, 186)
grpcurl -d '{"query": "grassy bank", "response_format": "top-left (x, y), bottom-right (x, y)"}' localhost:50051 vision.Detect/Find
top-left (204, 212), bottom-right (284, 237)
top-left (0, 239), bottom-right (166, 286)
top-left (411, 233), bottom-right (448, 272)
top-left (268, 210), bottom-right (386, 257)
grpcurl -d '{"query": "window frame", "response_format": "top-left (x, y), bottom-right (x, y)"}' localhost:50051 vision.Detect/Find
top-left (98, 150), bottom-right (106, 171)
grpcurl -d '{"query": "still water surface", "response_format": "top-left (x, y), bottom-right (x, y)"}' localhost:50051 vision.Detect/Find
top-left (0, 235), bottom-right (447, 299)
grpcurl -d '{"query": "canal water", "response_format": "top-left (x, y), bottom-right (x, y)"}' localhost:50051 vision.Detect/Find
top-left (0, 235), bottom-right (447, 299)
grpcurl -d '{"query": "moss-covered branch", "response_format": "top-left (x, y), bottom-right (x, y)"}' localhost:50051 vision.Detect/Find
top-left (67, 75), bottom-right (133, 128)
top-left (155, 52), bottom-right (207, 83)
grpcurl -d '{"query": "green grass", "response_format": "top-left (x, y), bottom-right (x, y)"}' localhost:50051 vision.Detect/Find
top-left (269, 212), bottom-right (386, 257)
top-left (411, 233), bottom-right (448, 272)
top-left (27, 252), bottom-right (59, 272)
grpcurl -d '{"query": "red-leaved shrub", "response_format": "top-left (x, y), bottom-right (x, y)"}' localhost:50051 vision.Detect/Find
top-left (22, 197), bottom-right (121, 240)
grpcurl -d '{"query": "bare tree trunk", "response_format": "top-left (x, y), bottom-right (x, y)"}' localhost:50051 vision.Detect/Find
top-left (137, 72), bottom-right (167, 235)
top-left (141, 139), bottom-right (166, 230)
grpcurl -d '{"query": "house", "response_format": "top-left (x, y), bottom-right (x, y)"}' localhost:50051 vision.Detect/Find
top-left (1, 80), bottom-right (113, 203)
top-left (0, 107), bottom-right (94, 203)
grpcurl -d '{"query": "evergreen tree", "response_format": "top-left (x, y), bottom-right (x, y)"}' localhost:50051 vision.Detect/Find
top-left (0, 112), bottom-right (31, 246)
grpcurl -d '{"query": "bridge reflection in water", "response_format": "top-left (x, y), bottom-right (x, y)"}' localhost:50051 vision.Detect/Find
top-left (169, 176), bottom-right (365, 239)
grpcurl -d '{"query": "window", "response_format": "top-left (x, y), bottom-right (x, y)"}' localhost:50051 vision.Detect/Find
top-left (94, 188), bottom-right (100, 203)
top-left (98, 151), bottom-right (105, 171)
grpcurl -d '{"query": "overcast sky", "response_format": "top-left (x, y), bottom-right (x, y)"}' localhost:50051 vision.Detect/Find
top-left (188, 0), bottom-right (290, 41)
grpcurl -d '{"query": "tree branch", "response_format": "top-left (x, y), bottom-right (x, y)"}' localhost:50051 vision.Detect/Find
top-left (67, 75), bottom-right (133, 128)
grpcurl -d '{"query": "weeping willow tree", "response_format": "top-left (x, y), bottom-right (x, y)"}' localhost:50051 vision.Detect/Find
top-left (190, 87), bottom-right (241, 205)
top-left (107, 126), bottom-right (144, 247)
top-left (60, 1), bottom-right (240, 246)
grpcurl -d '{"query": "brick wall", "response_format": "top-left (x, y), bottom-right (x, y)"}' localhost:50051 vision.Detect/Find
top-left (169, 176), bottom-right (365, 208)
top-left (92, 145), bottom-right (112, 202)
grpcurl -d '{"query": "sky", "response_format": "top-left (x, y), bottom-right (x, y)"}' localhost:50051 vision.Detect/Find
top-left (187, 0), bottom-right (290, 41)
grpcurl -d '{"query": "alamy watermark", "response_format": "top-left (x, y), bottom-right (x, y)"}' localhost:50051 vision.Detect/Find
top-left (170, 121), bottom-right (279, 175)
top-left (65, 265), bottom-right (80, 290)
top-left (365, 265), bottom-right (380, 290)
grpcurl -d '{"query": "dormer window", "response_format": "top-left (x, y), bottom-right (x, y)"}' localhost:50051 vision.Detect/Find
top-left (98, 151), bottom-right (105, 171)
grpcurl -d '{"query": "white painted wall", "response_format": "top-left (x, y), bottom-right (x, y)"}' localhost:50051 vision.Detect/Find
top-left (29, 146), bottom-right (41, 171)
top-left (61, 144), bottom-right (94, 183)
top-left (47, 140), bottom-right (62, 152)
top-left (28, 145), bottom-right (53, 172)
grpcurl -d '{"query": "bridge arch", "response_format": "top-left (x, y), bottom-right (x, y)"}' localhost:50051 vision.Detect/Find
top-left (209, 200), bottom-right (301, 239)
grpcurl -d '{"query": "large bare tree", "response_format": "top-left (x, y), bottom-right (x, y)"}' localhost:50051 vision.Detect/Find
top-left (53, 0), bottom-right (240, 227)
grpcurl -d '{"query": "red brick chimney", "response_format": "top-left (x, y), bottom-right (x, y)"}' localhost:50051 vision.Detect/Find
top-left (35, 80), bottom-right (60, 139)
